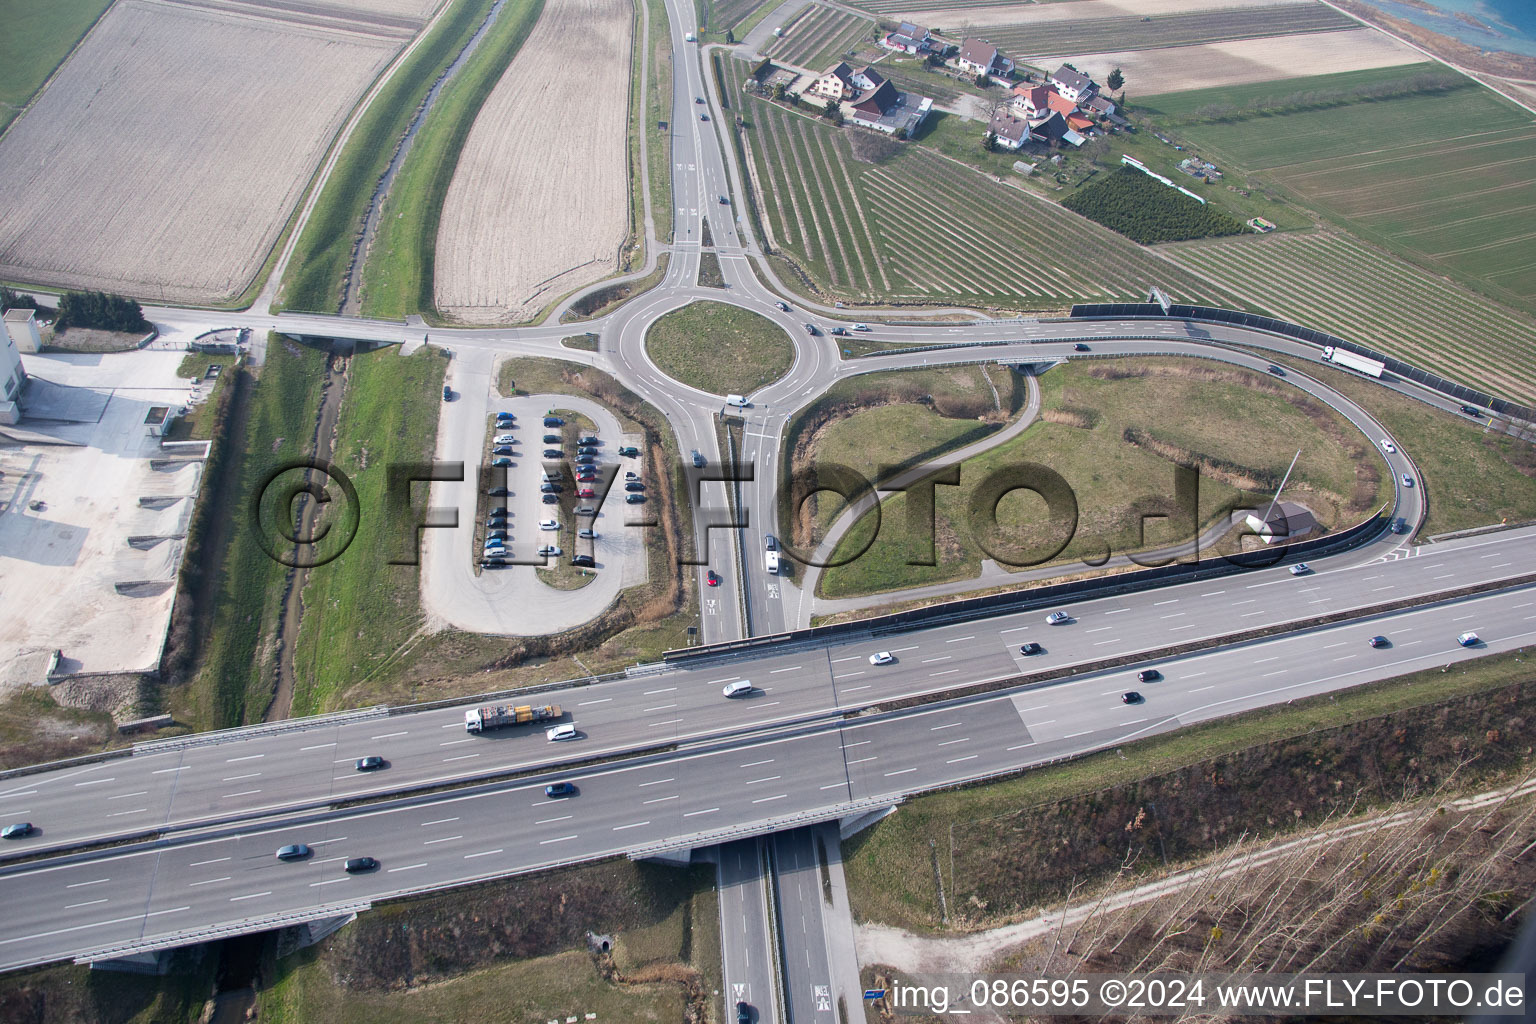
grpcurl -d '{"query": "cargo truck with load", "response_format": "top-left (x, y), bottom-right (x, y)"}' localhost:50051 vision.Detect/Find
top-left (1322, 346), bottom-right (1385, 378)
top-left (465, 703), bottom-right (563, 733)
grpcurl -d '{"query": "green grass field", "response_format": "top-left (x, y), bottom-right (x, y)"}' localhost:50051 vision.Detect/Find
top-left (1136, 64), bottom-right (1436, 120)
top-left (290, 347), bottom-right (447, 715)
top-left (1148, 73), bottom-right (1536, 311)
top-left (980, 3), bottom-right (1354, 59)
top-left (277, 0), bottom-right (497, 314)
top-left (359, 0), bottom-right (545, 320)
top-left (724, 57), bottom-right (1228, 309)
top-left (644, 300), bottom-right (794, 394)
top-left (817, 357), bottom-right (1387, 599)
top-left (0, 0), bottom-right (111, 133)
top-left (1167, 231), bottom-right (1536, 404)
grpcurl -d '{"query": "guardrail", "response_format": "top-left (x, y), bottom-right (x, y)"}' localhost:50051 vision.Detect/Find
top-left (70, 900), bottom-right (374, 966)
top-left (132, 705), bottom-right (390, 755)
top-left (1069, 303), bottom-right (1536, 423)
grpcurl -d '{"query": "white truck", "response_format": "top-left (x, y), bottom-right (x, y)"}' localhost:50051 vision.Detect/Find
top-left (465, 703), bottom-right (562, 734)
top-left (1322, 346), bottom-right (1385, 378)
top-left (765, 550), bottom-right (780, 574)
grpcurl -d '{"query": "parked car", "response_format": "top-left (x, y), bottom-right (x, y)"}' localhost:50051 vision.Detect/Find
top-left (545, 782), bottom-right (576, 797)
top-left (625, 471), bottom-right (640, 480)
top-left (487, 486), bottom-right (509, 497)
top-left (485, 517), bottom-right (507, 529)
top-left (626, 493), bottom-right (646, 504)
top-left (1137, 669), bottom-right (1162, 683)
top-left (1368, 635), bottom-right (1389, 648)
top-left (496, 413), bottom-right (515, 423)
top-left (488, 506), bottom-right (508, 517)
top-left (1046, 610), bottom-right (1071, 625)
top-left (442, 385), bottom-right (452, 401)
top-left (571, 554), bottom-right (595, 567)
top-left (481, 557), bottom-right (507, 568)
top-left (543, 434), bottom-right (560, 444)
top-left (578, 528), bottom-right (596, 539)
top-left (575, 454), bottom-right (596, 464)
top-left (543, 448), bottom-right (563, 459)
top-left (576, 506), bottom-right (596, 516)
top-left (1121, 692), bottom-right (1143, 705)
top-left (354, 755), bottom-right (386, 771)
top-left (344, 857), bottom-right (379, 873)
top-left (542, 494), bottom-right (558, 504)
top-left (706, 570), bottom-right (720, 587)
top-left (869, 651), bottom-right (894, 665)
top-left (577, 488), bottom-right (596, 498)
top-left (276, 844), bottom-right (312, 861)
top-left (1, 822), bottom-right (35, 840)
top-left (1019, 642), bottom-right (1043, 656)
top-left (579, 436), bottom-right (599, 446)
top-left (618, 445), bottom-right (639, 457)
top-left (536, 545), bottom-right (562, 557)
top-left (493, 433), bottom-right (516, 445)
top-left (543, 416), bottom-right (563, 427)
top-left (624, 481), bottom-right (645, 491)
top-left (539, 519), bottom-right (559, 531)
top-left (491, 456), bottom-right (512, 467)
top-left (540, 483), bottom-right (560, 493)
top-left (1289, 563), bottom-right (1310, 575)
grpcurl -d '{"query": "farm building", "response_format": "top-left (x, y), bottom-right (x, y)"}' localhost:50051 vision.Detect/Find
top-left (0, 311), bottom-right (27, 414)
top-left (988, 110), bottom-right (1033, 150)
top-left (849, 80), bottom-right (931, 135)
top-left (954, 38), bottom-right (1013, 78)
top-left (881, 21), bottom-right (932, 53)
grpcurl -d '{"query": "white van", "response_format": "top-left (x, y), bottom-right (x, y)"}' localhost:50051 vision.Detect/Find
top-left (546, 723), bottom-right (578, 741)
top-left (726, 394), bottom-right (749, 408)
top-left (722, 680), bottom-right (753, 698)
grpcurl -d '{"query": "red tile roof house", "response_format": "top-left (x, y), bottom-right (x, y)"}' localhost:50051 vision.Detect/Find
top-left (881, 21), bottom-right (932, 54)
top-left (954, 37), bottom-right (1014, 78)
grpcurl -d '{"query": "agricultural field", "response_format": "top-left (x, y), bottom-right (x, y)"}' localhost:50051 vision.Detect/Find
top-left (434, 0), bottom-right (632, 323)
top-left (1159, 78), bottom-right (1536, 310)
top-left (976, 3), bottom-right (1355, 59)
top-left (1047, 28), bottom-right (1421, 96)
top-left (767, 5), bottom-right (876, 70)
top-left (902, 0), bottom-right (1318, 29)
top-left (1166, 232), bottom-right (1536, 404)
top-left (0, 0), bottom-right (403, 304)
top-left (705, 0), bottom-right (770, 34)
top-left (724, 59), bottom-right (1228, 308)
top-left (0, 0), bottom-right (112, 134)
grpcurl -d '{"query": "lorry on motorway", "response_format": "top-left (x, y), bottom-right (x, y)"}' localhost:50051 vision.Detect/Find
top-left (465, 703), bottom-right (562, 733)
top-left (1322, 346), bottom-right (1385, 378)
top-left (765, 550), bottom-right (780, 574)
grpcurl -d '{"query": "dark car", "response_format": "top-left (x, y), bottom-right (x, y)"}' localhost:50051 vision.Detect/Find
top-left (571, 554), bottom-right (595, 567)
top-left (700, 113), bottom-right (710, 121)
top-left (545, 782), bottom-right (576, 798)
top-left (491, 445), bottom-right (513, 456)
top-left (485, 517), bottom-right (507, 529)
top-left (803, 323), bottom-right (817, 335)
top-left (1121, 692), bottom-right (1143, 705)
top-left (624, 481), bottom-right (645, 491)
top-left (575, 454), bottom-right (596, 464)
top-left (488, 506), bottom-right (508, 517)
top-left (1461, 405), bottom-right (1481, 417)
top-left (543, 448), bottom-right (563, 459)
top-left (496, 413), bottom-right (515, 423)
top-left (487, 486), bottom-right (509, 497)
top-left (737, 1001), bottom-right (752, 1024)
top-left (354, 755), bottom-right (386, 771)
top-left (442, 384), bottom-right (452, 401)
top-left (1137, 669), bottom-right (1162, 683)
top-left (1, 822), bottom-right (35, 840)
top-left (481, 557), bottom-right (508, 568)
top-left (344, 857), bottom-right (379, 873)
top-left (1074, 342), bottom-right (1090, 352)
top-left (540, 483), bottom-right (561, 493)
top-left (487, 529), bottom-right (508, 540)
top-left (542, 494), bottom-right (559, 504)
top-left (276, 844), bottom-right (312, 861)
top-left (691, 450), bottom-right (706, 467)
top-left (543, 416), bottom-right (563, 427)
top-left (618, 445), bottom-right (639, 457)
top-left (626, 493), bottom-right (646, 504)
top-left (1019, 642), bottom-right (1043, 656)
top-left (1267, 364), bottom-right (1285, 376)
top-left (718, 195), bottom-right (729, 204)
top-left (543, 434), bottom-right (560, 444)
top-left (695, 96), bottom-right (704, 104)
top-left (579, 435), bottom-right (599, 446)
top-left (830, 326), bottom-right (846, 335)
top-left (1392, 517), bottom-right (1409, 534)
top-left (1368, 635), bottom-right (1390, 648)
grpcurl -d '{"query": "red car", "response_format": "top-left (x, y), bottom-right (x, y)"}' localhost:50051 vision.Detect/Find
top-left (578, 488), bottom-right (596, 498)
top-left (705, 570), bottom-right (720, 587)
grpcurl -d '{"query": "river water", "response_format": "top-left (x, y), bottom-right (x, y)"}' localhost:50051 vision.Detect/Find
top-left (1357, 0), bottom-right (1536, 58)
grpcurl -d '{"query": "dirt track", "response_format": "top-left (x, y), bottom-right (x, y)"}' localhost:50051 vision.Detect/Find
top-left (0, 0), bottom-right (398, 304)
top-left (433, 0), bottom-right (633, 324)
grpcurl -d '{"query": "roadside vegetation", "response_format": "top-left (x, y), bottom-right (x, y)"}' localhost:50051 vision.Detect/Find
top-left (0, 953), bottom-right (210, 1024)
top-left (845, 647), bottom-right (1536, 933)
top-left (0, 0), bottom-right (112, 133)
top-left (277, 0), bottom-right (497, 314)
top-left (259, 859), bottom-right (719, 1024)
top-left (816, 358), bottom-right (1388, 599)
top-left (167, 353), bottom-right (233, 441)
top-left (289, 347), bottom-right (448, 716)
top-left (1061, 165), bottom-right (1244, 243)
top-left (644, 300), bottom-right (793, 395)
top-left (563, 255), bottom-right (671, 322)
top-left (640, 0), bottom-right (673, 246)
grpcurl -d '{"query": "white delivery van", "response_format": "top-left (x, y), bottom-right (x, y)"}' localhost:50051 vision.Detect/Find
top-left (546, 723), bottom-right (578, 741)
top-left (722, 680), bottom-right (753, 698)
top-left (725, 394), bottom-right (749, 408)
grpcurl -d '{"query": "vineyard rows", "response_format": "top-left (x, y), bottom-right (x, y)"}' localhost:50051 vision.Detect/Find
top-left (1167, 232), bottom-right (1536, 403)
top-left (980, 5), bottom-right (1355, 58)
top-left (708, 0), bottom-right (770, 33)
top-left (725, 59), bottom-right (1228, 308)
top-left (768, 5), bottom-right (874, 69)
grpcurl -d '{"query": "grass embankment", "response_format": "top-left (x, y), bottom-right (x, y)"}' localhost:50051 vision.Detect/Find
top-left (698, 251), bottom-right (726, 288)
top-left (277, 0), bottom-right (496, 314)
top-left (258, 859), bottom-right (718, 1024)
top-left (166, 352), bottom-right (232, 441)
top-left (289, 347), bottom-right (447, 716)
top-left (1271, 356), bottom-right (1536, 537)
top-left (846, 647), bottom-right (1536, 933)
top-left (0, 686), bottom-right (116, 771)
top-left (167, 339), bottom-right (327, 729)
top-left (639, 0), bottom-right (673, 247)
top-left (783, 365), bottom-right (1021, 547)
top-left (0, 953), bottom-right (210, 1024)
top-left (0, 0), bottom-right (111, 133)
top-left (644, 300), bottom-right (793, 395)
top-left (562, 254), bottom-right (670, 322)
top-left (360, 0), bottom-right (545, 320)
top-left (817, 357), bottom-right (1388, 600)
top-left (562, 332), bottom-right (600, 351)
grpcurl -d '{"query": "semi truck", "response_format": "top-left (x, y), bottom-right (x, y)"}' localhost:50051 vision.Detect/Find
top-left (1322, 346), bottom-right (1384, 378)
top-left (465, 703), bottom-right (562, 733)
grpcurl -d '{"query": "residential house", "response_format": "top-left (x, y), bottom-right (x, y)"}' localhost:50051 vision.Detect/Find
top-left (1011, 83), bottom-right (1075, 118)
top-left (988, 109), bottom-right (1032, 150)
top-left (1084, 94), bottom-right (1117, 118)
top-left (1029, 110), bottom-right (1069, 144)
top-left (954, 37), bottom-right (1013, 78)
top-left (1067, 113), bottom-right (1096, 134)
top-left (811, 62), bottom-right (856, 102)
top-left (1049, 64), bottom-right (1097, 102)
top-left (851, 66), bottom-right (885, 92)
top-left (881, 21), bottom-right (931, 53)
top-left (849, 79), bottom-right (932, 135)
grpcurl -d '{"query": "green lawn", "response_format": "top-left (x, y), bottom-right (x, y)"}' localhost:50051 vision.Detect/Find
top-left (277, 0), bottom-right (497, 314)
top-left (818, 357), bottom-right (1388, 599)
top-left (360, 0), bottom-right (545, 321)
top-left (644, 299), bottom-right (794, 395)
top-left (289, 346), bottom-right (447, 715)
top-left (0, 0), bottom-right (111, 133)
top-left (1135, 63), bottom-right (1438, 119)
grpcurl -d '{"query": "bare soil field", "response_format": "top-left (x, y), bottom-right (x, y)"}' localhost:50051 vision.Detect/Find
top-left (0, 0), bottom-right (399, 304)
top-left (434, 0), bottom-right (633, 324)
top-left (903, 0), bottom-right (1315, 30)
top-left (1043, 27), bottom-right (1421, 94)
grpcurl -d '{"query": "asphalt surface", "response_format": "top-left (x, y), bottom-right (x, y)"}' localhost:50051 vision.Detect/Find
top-left (719, 838), bottom-right (779, 1024)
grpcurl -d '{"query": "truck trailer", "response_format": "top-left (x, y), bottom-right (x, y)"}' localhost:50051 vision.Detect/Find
top-left (465, 703), bottom-right (563, 733)
top-left (1322, 346), bottom-right (1385, 378)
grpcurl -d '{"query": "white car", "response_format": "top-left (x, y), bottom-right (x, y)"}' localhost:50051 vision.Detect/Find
top-left (1401, 474), bottom-right (1414, 488)
top-left (539, 519), bottom-right (559, 531)
top-left (1289, 563), bottom-right (1310, 575)
top-left (546, 723), bottom-right (578, 741)
top-left (853, 323), bottom-right (871, 331)
top-left (722, 680), bottom-right (753, 698)
top-left (1379, 438), bottom-right (1396, 454)
top-left (869, 651), bottom-right (894, 665)
top-left (536, 545), bottom-right (562, 557)
top-left (1045, 611), bottom-right (1071, 625)
top-left (494, 433), bottom-right (516, 445)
